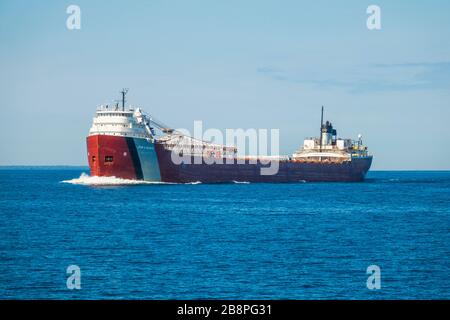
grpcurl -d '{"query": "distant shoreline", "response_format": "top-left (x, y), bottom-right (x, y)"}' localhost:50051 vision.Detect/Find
top-left (0, 166), bottom-right (89, 170)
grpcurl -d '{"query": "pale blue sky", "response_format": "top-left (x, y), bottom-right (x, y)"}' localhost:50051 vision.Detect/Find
top-left (1, 0), bottom-right (449, 169)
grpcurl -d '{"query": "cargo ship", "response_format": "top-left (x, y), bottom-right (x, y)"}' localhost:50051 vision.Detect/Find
top-left (86, 90), bottom-right (372, 183)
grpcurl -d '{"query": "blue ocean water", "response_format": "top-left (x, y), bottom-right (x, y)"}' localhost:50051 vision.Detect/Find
top-left (0, 168), bottom-right (449, 299)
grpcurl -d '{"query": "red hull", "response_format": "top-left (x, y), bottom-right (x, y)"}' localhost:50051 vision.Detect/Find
top-left (87, 135), bottom-right (372, 183)
top-left (154, 143), bottom-right (372, 183)
top-left (86, 135), bottom-right (141, 180)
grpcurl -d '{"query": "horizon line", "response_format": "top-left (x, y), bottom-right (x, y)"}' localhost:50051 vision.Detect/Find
top-left (0, 165), bottom-right (450, 172)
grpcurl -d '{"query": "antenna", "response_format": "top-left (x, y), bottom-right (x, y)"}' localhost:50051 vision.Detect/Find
top-left (121, 88), bottom-right (129, 111)
top-left (319, 106), bottom-right (324, 153)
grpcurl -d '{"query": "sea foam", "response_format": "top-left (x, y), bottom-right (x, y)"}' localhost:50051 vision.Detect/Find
top-left (61, 173), bottom-right (171, 186)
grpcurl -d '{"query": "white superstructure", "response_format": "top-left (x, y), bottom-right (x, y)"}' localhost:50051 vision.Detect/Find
top-left (88, 102), bottom-right (158, 141)
top-left (291, 107), bottom-right (369, 162)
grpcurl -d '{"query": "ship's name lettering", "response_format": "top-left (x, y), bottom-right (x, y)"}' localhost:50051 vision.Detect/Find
top-left (137, 145), bottom-right (154, 151)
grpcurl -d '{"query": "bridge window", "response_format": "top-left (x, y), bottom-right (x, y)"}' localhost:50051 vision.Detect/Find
top-left (105, 156), bottom-right (114, 163)
top-left (92, 156), bottom-right (96, 162)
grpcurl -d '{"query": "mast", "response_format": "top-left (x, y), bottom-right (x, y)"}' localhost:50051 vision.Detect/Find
top-left (319, 106), bottom-right (324, 153)
top-left (121, 88), bottom-right (129, 111)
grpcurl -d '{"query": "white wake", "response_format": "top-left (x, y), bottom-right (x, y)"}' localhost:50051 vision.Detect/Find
top-left (61, 173), bottom-right (170, 186)
top-left (184, 181), bottom-right (202, 185)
